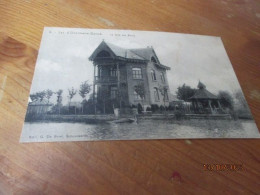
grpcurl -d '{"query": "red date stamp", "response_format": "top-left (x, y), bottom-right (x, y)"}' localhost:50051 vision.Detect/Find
top-left (203, 164), bottom-right (243, 171)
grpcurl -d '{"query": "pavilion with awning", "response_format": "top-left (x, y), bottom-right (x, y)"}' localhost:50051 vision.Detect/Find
top-left (189, 81), bottom-right (223, 114)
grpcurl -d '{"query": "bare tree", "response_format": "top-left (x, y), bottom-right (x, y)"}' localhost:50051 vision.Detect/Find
top-left (56, 89), bottom-right (63, 115)
top-left (79, 81), bottom-right (91, 113)
top-left (45, 89), bottom-right (53, 103)
top-left (36, 91), bottom-right (46, 101)
top-left (68, 87), bottom-right (77, 114)
top-left (30, 94), bottom-right (38, 101)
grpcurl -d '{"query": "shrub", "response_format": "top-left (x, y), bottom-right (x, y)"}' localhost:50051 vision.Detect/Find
top-left (175, 110), bottom-right (184, 120)
top-left (131, 104), bottom-right (137, 108)
top-left (146, 106), bottom-right (151, 111)
top-left (229, 109), bottom-right (238, 120)
top-left (151, 104), bottom-right (159, 112)
top-left (168, 105), bottom-right (174, 111)
top-left (160, 105), bottom-right (165, 112)
top-left (84, 103), bottom-right (95, 114)
top-left (137, 103), bottom-right (143, 114)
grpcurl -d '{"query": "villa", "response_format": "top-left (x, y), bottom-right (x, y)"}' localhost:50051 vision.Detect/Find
top-left (89, 41), bottom-right (171, 112)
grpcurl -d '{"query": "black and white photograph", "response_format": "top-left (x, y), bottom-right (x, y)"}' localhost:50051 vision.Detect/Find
top-left (20, 27), bottom-right (260, 142)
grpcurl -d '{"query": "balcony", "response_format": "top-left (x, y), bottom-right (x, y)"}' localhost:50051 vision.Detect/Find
top-left (94, 76), bottom-right (118, 84)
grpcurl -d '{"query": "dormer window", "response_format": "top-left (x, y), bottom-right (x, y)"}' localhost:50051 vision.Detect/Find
top-left (151, 56), bottom-right (157, 63)
top-left (96, 50), bottom-right (111, 58)
top-left (151, 70), bottom-right (157, 81)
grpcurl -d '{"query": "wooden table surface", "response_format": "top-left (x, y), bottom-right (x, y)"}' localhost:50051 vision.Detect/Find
top-left (0, 1), bottom-right (259, 194)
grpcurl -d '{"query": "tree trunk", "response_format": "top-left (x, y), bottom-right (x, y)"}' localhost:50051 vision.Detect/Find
top-left (164, 101), bottom-right (166, 115)
top-left (69, 100), bottom-right (71, 114)
top-left (163, 93), bottom-right (166, 115)
top-left (142, 99), bottom-right (144, 114)
top-left (82, 99), bottom-right (84, 114)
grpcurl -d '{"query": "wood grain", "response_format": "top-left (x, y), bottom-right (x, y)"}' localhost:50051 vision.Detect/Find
top-left (0, 0), bottom-right (259, 194)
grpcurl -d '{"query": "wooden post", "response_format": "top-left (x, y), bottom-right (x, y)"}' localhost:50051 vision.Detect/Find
top-left (217, 100), bottom-right (222, 110)
top-left (195, 100), bottom-right (199, 113)
top-left (192, 101), bottom-right (195, 113)
top-left (208, 100), bottom-right (213, 114)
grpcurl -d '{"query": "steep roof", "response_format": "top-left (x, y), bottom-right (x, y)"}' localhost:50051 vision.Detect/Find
top-left (189, 81), bottom-right (218, 100)
top-left (89, 41), bottom-right (171, 70)
top-left (105, 42), bottom-right (145, 60)
top-left (130, 48), bottom-right (157, 61)
top-left (189, 89), bottom-right (218, 100)
top-left (197, 81), bottom-right (206, 89)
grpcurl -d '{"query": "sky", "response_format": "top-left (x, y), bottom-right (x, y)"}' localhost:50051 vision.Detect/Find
top-left (30, 27), bottom-right (243, 104)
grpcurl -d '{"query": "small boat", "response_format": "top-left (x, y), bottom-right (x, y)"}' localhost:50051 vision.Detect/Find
top-left (111, 116), bottom-right (137, 123)
top-left (111, 118), bottom-right (136, 124)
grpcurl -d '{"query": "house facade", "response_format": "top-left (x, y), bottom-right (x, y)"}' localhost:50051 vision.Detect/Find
top-left (89, 41), bottom-right (171, 111)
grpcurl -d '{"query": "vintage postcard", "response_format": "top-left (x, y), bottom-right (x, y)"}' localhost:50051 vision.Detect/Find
top-left (20, 27), bottom-right (259, 142)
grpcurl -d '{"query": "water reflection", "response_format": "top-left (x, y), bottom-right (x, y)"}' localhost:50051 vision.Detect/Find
top-left (23, 119), bottom-right (260, 141)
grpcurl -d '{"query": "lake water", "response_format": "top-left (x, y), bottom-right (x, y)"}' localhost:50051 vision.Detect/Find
top-left (20, 119), bottom-right (260, 142)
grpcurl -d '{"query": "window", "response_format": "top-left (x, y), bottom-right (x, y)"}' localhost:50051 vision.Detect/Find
top-left (110, 87), bottom-right (117, 99)
top-left (154, 88), bottom-right (160, 101)
top-left (97, 86), bottom-right (101, 98)
top-left (160, 72), bottom-right (165, 83)
top-left (132, 68), bottom-right (142, 79)
top-left (98, 67), bottom-right (103, 77)
top-left (164, 89), bottom-right (169, 101)
top-left (110, 67), bottom-right (117, 77)
top-left (151, 56), bottom-right (157, 63)
top-left (151, 70), bottom-right (157, 81)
